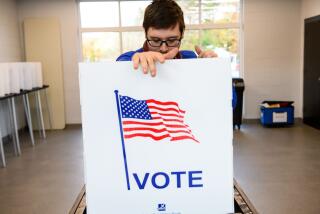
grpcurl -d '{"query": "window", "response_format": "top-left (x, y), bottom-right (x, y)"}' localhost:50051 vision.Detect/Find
top-left (79, 0), bottom-right (241, 77)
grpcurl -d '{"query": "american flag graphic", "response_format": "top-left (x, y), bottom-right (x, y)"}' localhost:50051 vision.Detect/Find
top-left (119, 95), bottom-right (199, 143)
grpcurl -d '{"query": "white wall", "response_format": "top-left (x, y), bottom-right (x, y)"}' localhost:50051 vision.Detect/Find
top-left (243, 0), bottom-right (302, 119)
top-left (0, 0), bottom-right (25, 137)
top-left (17, 0), bottom-right (81, 124)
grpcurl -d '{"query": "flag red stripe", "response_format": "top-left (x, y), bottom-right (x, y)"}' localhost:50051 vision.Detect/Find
top-left (150, 112), bottom-right (183, 118)
top-left (162, 121), bottom-right (190, 129)
top-left (148, 106), bottom-right (184, 114)
top-left (123, 121), bottom-right (163, 126)
top-left (166, 129), bottom-right (191, 134)
top-left (123, 127), bottom-right (167, 133)
top-left (152, 117), bottom-right (184, 123)
top-left (146, 99), bottom-right (179, 106)
top-left (147, 99), bottom-right (185, 110)
top-left (123, 126), bottom-right (192, 135)
top-left (165, 124), bottom-right (188, 128)
top-left (124, 133), bottom-right (170, 141)
top-left (123, 120), bottom-right (187, 129)
top-left (171, 136), bottom-right (200, 143)
top-left (123, 121), bottom-right (188, 129)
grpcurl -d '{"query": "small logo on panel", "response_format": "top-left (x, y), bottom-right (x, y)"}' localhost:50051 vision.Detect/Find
top-left (157, 203), bottom-right (166, 211)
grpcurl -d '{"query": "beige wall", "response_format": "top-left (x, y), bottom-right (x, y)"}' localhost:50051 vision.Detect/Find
top-left (243, 0), bottom-right (302, 119)
top-left (302, 0), bottom-right (320, 18)
top-left (14, 0), bottom-right (319, 121)
top-left (0, 0), bottom-right (21, 61)
top-left (0, 0), bottom-right (24, 137)
top-left (17, 0), bottom-right (81, 124)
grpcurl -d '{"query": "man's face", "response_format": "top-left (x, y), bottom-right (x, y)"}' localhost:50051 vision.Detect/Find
top-left (146, 23), bottom-right (182, 54)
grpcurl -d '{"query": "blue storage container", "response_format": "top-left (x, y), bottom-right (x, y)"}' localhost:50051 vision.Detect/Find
top-left (260, 101), bottom-right (294, 126)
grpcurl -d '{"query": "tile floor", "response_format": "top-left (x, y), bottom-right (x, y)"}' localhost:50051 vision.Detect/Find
top-left (0, 122), bottom-right (320, 214)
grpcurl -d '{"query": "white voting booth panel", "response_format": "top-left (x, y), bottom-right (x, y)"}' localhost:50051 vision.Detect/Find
top-left (79, 59), bottom-right (234, 214)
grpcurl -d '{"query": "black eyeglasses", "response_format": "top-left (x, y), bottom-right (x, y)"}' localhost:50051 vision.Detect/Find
top-left (146, 38), bottom-right (181, 47)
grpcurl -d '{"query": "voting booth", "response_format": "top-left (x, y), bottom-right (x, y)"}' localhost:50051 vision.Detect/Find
top-left (79, 59), bottom-right (234, 214)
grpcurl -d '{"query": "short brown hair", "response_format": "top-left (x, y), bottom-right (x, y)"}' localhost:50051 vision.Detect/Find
top-left (143, 0), bottom-right (185, 35)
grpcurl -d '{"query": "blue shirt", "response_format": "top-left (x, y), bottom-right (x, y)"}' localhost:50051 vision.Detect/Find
top-left (116, 48), bottom-right (197, 61)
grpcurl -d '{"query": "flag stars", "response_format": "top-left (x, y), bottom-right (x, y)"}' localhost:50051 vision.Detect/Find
top-left (120, 95), bottom-right (152, 120)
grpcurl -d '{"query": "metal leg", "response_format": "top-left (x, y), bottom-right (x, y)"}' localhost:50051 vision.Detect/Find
top-left (23, 94), bottom-right (35, 146)
top-left (36, 91), bottom-right (46, 138)
top-left (11, 98), bottom-right (21, 155)
top-left (7, 100), bottom-right (18, 155)
top-left (4, 102), bottom-right (13, 142)
top-left (0, 122), bottom-right (6, 167)
top-left (44, 89), bottom-right (52, 129)
top-left (34, 92), bottom-right (42, 138)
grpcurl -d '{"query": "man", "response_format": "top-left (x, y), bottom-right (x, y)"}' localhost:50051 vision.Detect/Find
top-left (117, 0), bottom-right (236, 108)
top-left (116, 0), bottom-right (218, 77)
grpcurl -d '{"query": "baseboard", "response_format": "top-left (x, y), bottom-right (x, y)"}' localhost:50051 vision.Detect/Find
top-left (65, 124), bottom-right (82, 129)
top-left (242, 119), bottom-right (260, 124)
top-left (243, 118), bottom-right (303, 124)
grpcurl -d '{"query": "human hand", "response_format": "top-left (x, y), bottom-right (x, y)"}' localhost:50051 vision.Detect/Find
top-left (195, 45), bottom-right (218, 58)
top-left (132, 48), bottom-right (179, 77)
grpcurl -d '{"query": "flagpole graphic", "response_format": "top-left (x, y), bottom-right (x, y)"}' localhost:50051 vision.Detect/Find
top-left (114, 90), bottom-right (131, 190)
